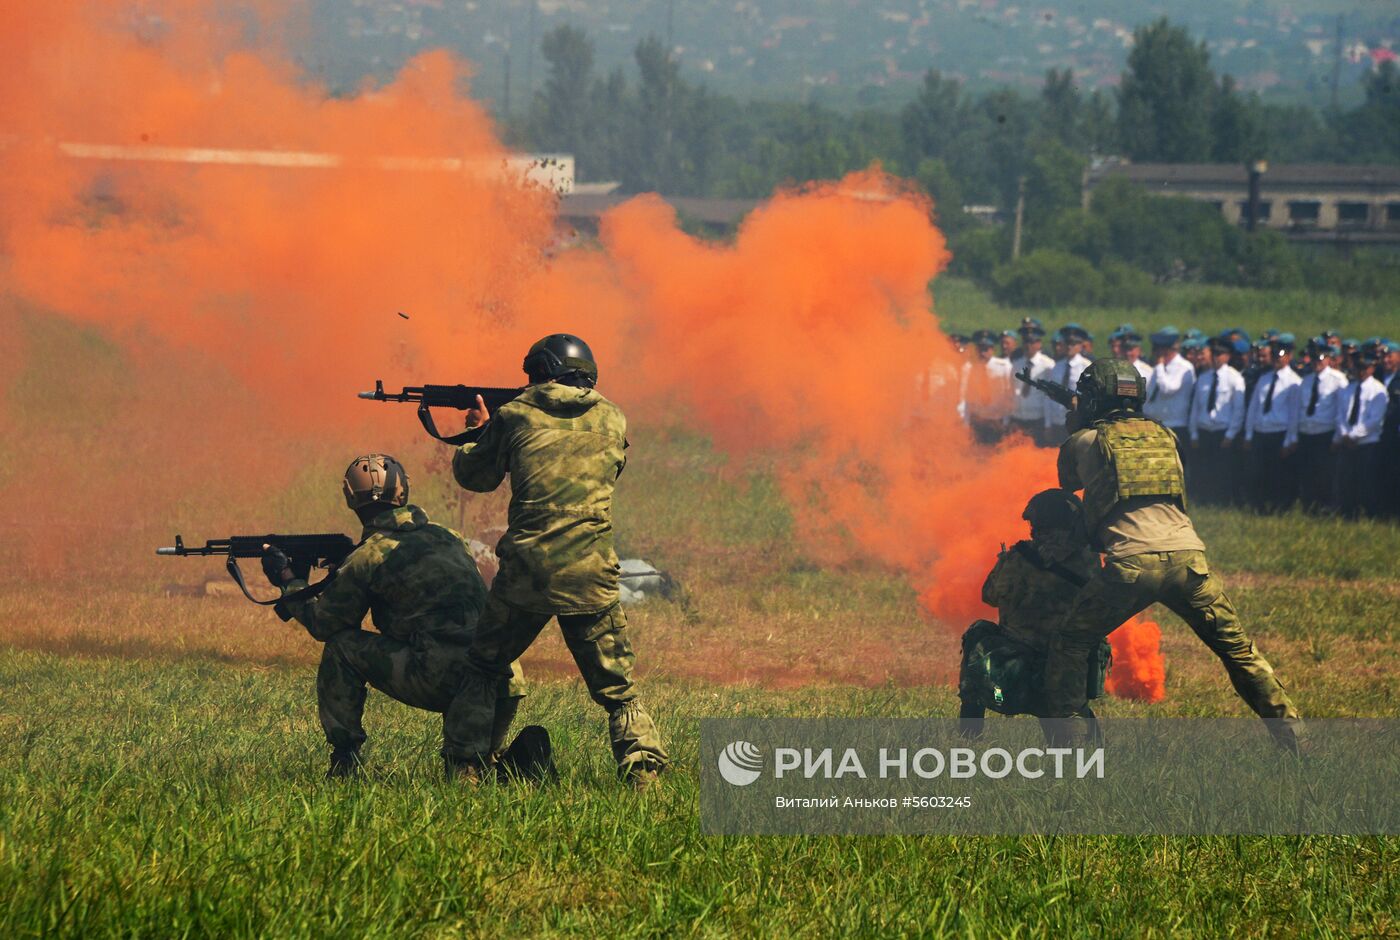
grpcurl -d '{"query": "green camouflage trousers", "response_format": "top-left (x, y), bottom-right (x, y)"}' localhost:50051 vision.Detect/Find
top-left (318, 629), bottom-right (524, 757)
top-left (446, 596), bottom-right (669, 774)
top-left (1042, 549), bottom-right (1302, 746)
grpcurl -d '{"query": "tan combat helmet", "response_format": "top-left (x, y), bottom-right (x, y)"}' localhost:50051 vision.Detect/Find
top-left (342, 454), bottom-right (410, 511)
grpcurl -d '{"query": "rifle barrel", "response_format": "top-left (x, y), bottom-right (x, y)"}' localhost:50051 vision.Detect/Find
top-left (155, 547), bottom-right (179, 555)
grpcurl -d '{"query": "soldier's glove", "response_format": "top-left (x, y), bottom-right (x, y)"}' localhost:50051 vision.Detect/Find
top-left (261, 545), bottom-right (295, 587)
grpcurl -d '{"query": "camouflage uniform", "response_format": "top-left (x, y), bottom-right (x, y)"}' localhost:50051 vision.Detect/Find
top-left (279, 504), bottom-right (524, 760)
top-left (451, 382), bottom-right (668, 775)
top-left (961, 532), bottom-right (1104, 736)
top-left (981, 535), bottom-right (1099, 651)
top-left (1043, 420), bottom-right (1302, 747)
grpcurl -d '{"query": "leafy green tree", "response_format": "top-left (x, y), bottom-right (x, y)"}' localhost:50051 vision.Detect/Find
top-left (1210, 75), bottom-right (1266, 162)
top-left (948, 226), bottom-right (1011, 282)
top-left (1117, 18), bottom-right (1215, 162)
top-left (991, 249), bottom-right (1104, 308)
top-left (1033, 208), bottom-right (1111, 265)
top-left (527, 25), bottom-right (598, 167)
top-left (1089, 178), bottom-right (1231, 281)
top-left (1261, 103), bottom-right (1338, 162)
top-left (1039, 67), bottom-right (1083, 149)
top-left (1081, 89), bottom-right (1116, 155)
top-left (1024, 137), bottom-right (1085, 232)
top-left (900, 70), bottom-right (966, 167)
top-left (973, 89), bottom-right (1034, 208)
top-left (914, 158), bottom-right (969, 235)
top-left (1335, 60), bottom-right (1400, 161)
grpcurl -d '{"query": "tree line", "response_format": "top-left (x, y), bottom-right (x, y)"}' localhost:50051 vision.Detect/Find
top-left (510, 18), bottom-right (1400, 306)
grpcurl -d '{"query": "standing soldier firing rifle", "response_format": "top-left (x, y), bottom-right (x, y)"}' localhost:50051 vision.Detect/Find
top-left (446, 334), bottom-right (669, 790)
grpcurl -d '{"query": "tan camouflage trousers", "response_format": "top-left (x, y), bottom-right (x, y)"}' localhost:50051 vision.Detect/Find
top-left (318, 629), bottom-right (524, 757)
top-left (446, 595), bottom-right (669, 774)
top-left (1042, 549), bottom-right (1302, 746)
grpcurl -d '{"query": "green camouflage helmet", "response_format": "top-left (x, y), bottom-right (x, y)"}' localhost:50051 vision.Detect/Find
top-left (1075, 358), bottom-right (1145, 420)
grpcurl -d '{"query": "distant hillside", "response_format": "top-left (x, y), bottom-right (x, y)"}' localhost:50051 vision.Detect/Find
top-left (306, 0), bottom-right (1397, 109)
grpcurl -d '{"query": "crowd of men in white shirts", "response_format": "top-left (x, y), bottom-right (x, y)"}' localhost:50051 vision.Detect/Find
top-left (952, 318), bottom-right (1400, 519)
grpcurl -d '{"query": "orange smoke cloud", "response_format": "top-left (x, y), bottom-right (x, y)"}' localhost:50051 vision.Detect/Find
top-left (1106, 616), bottom-right (1166, 702)
top-left (0, 0), bottom-right (1162, 701)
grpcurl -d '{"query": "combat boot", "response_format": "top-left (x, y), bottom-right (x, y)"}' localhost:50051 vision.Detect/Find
top-left (624, 764), bottom-right (662, 794)
top-left (496, 725), bottom-right (557, 785)
top-left (957, 700), bottom-right (985, 740)
top-left (444, 754), bottom-right (490, 786)
top-left (1266, 716), bottom-right (1306, 756)
top-left (326, 748), bottom-right (362, 780)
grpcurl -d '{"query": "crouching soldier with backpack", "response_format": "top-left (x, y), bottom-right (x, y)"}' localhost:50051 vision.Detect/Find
top-left (958, 489), bottom-right (1110, 741)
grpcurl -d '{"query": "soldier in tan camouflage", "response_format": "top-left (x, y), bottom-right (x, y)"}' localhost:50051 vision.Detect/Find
top-left (1041, 359), bottom-right (1303, 750)
top-left (448, 334), bottom-right (669, 789)
top-left (960, 489), bottom-right (1107, 740)
top-left (263, 454), bottom-right (533, 779)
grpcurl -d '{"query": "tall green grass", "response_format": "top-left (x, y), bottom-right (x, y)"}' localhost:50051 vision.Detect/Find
top-left (1, 651), bottom-right (1396, 938)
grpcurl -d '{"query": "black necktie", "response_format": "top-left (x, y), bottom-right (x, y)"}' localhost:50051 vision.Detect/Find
top-left (1207, 371), bottom-right (1218, 412)
top-left (1307, 375), bottom-right (1320, 416)
top-left (1348, 383), bottom-right (1362, 426)
top-left (1263, 373), bottom-right (1277, 414)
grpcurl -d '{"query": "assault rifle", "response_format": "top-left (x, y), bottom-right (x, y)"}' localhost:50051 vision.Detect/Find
top-left (358, 380), bottom-right (524, 445)
top-left (1014, 367), bottom-right (1076, 410)
top-left (157, 533), bottom-right (357, 618)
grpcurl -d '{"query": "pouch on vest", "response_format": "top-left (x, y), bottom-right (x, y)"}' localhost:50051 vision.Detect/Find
top-left (1083, 417), bottom-right (1186, 531)
top-left (1086, 639), bottom-right (1112, 701)
top-left (961, 620), bottom-right (1112, 713)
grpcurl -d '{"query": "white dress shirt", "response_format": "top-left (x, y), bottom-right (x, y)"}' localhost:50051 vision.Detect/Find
top-left (1245, 365), bottom-right (1302, 440)
top-left (1336, 376), bottom-right (1388, 445)
top-left (1009, 350), bottom-right (1055, 421)
top-left (1129, 358), bottom-right (1153, 383)
top-left (1144, 355), bottom-right (1195, 429)
top-left (1292, 366), bottom-right (1349, 440)
top-left (1043, 353), bottom-right (1090, 428)
top-left (1188, 364), bottom-right (1245, 441)
top-left (967, 356), bottom-right (1014, 420)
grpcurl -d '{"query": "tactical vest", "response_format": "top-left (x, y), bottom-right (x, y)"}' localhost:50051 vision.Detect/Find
top-left (1082, 416), bottom-right (1186, 529)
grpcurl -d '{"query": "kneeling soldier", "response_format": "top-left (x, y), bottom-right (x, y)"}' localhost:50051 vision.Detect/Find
top-left (960, 489), bottom-right (1108, 741)
top-left (263, 455), bottom-right (541, 780)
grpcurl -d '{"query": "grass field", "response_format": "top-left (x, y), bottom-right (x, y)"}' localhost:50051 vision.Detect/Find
top-left (932, 276), bottom-right (1400, 344)
top-left (3, 294), bottom-right (1399, 936)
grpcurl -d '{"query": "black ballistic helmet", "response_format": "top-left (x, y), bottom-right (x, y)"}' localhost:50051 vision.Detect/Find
top-left (1022, 488), bottom-right (1084, 532)
top-left (523, 333), bottom-right (598, 387)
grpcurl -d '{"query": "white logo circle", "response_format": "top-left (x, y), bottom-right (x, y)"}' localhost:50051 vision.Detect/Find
top-left (717, 740), bottom-right (763, 786)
